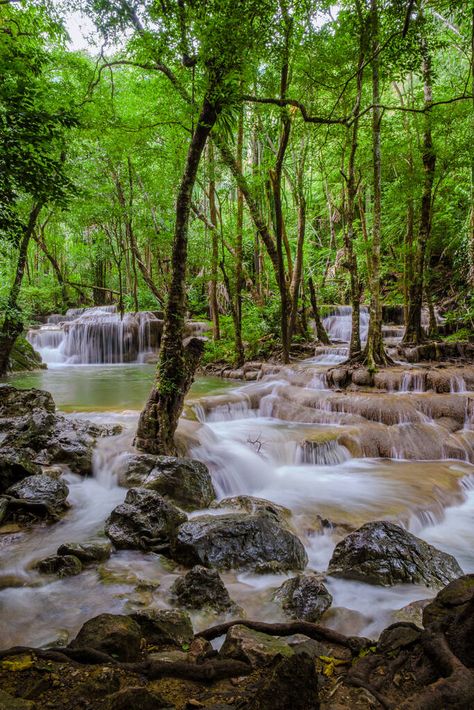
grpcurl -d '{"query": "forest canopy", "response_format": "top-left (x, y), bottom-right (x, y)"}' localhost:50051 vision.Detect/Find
top-left (0, 0), bottom-right (473, 376)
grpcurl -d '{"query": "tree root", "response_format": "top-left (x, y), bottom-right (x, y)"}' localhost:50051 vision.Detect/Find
top-left (195, 619), bottom-right (371, 654)
top-left (0, 644), bottom-right (252, 681)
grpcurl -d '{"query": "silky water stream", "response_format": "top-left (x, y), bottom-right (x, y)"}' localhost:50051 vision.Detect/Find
top-left (1, 361), bottom-right (474, 648)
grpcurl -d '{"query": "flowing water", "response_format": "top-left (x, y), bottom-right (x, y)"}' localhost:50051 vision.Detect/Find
top-left (2, 310), bottom-right (474, 648)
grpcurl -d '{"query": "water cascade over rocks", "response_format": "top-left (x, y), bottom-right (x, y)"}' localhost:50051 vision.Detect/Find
top-left (28, 306), bottom-right (164, 365)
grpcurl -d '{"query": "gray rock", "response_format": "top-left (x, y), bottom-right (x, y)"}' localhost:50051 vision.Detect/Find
top-left (172, 511), bottom-right (308, 572)
top-left (0, 450), bottom-right (41, 494)
top-left (105, 487), bottom-right (187, 552)
top-left (274, 574), bottom-right (332, 622)
top-left (6, 474), bottom-right (69, 516)
top-left (36, 554), bottom-right (82, 577)
top-left (142, 456), bottom-right (215, 510)
top-left (170, 565), bottom-right (238, 613)
top-left (219, 625), bottom-right (294, 668)
top-left (129, 609), bottom-right (193, 649)
top-left (57, 541), bottom-right (111, 564)
top-left (328, 520), bottom-right (463, 587)
top-left (69, 613), bottom-right (142, 662)
top-left (211, 495), bottom-right (291, 524)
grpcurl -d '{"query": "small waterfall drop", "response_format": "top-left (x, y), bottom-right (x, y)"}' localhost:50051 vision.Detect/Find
top-left (322, 305), bottom-right (369, 343)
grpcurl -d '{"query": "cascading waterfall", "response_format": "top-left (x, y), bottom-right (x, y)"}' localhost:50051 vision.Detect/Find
top-left (28, 306), bottom-right (163, 365)
top-left (322, 305), bottom-right (369, 343)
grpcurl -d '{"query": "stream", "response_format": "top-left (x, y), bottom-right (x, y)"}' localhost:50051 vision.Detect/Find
top-left (1, 356), bottom-right (474, 649)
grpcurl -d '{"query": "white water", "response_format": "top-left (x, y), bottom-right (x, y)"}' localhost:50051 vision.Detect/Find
top-left (322, 305), bottom-right (369, 343)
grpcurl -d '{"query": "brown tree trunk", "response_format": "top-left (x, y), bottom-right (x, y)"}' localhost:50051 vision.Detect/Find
top-left (234, 102), bottom-right (245, 366)
top-left (289, 141), bottom-right (307, 341)
top-left (308, 277), bottom-right (331, 345)
top-left (362, 0), bottom-right (391, 370)
top-left (403, 33), bottom-right (436, 345)
top-left (0, 201), bottom-right (43, 377)
top-left (135, 96), bottom-right (220, 454)
top-left (32, 216), bottom-right (72, 307)
top-left (208, 142), bottom-right (220, 340)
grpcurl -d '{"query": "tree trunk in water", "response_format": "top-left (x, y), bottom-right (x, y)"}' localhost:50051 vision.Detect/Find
top-left (0, 202), bottom-right (43, 377)
top-left (403, 33), bottom-right (436, 345)
top-left (308, 277), bottom-right (330, 345)
top-left (362, 0), bottom-right (391, 370)
top-left (208, 142), bottom-right (220, 340)
top-left (135, 97), bottom-right (220, 454)
top-left (234, 103), bottom-right (245, 366)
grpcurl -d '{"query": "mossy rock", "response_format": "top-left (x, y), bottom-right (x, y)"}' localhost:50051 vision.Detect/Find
top-left (8, 337), bottom-right (45, 372)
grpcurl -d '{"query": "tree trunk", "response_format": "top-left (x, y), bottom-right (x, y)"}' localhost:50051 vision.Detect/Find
top-left (208, 142), bottom-right (220, 340)
top-left (0, 202), bottom-right (43, 377)
top-left (308, 277), bottom-right (331, 345)
top-left (403, 33), bottom-right (436, 345)
top-left (135, 96), bottom-right (220, 454)
top-left (362, 0), bottom-right (391, 370)
top-left (32, 219), bottom-right (72, 307)
top-left (288, 141), bottom-right (307, 341)
top-left (234, 102), bottom-right (245, 366)
top-left (469, 7), bottom-right (474, 289)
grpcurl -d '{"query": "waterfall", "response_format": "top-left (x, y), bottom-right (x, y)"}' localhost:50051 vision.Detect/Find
top-left (322, 305), bottom-right (369, 343)
top-left (27, 306), bottom-right (163, 365)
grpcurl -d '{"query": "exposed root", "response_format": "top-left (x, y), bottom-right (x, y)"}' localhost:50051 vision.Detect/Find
top-left (195, 618), bottom-right (371, 654)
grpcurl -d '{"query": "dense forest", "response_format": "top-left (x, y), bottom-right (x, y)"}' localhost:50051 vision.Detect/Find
top-left (1, 2), bottom-right (474, 709)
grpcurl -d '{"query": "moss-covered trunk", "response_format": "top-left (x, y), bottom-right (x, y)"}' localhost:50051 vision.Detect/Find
top-left (135, 97), bottom-right (220, 454)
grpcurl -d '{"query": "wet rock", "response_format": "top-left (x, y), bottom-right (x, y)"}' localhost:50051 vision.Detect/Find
top-left (219, 625), bottom-right (294, 668)
top-left (351, 368), bottom-right (373, 387)
top-left (76, 666), bottom-right (120, 698)
top-left (319, 606), bottom-right (371, 637)
top-left (57, 541), bottom-right (111, 564)
top-left (377, 623), bottom-right (422, 652)
top-left (106, 687), bottom-right (174, 710)
top-left (36, 554), bottom-right (82, 577)
top-left (105, 488), bottom-right (187, 552)
top-left (6, 474), bottom-right (69, 517)
top-left (422, 574), bottom-right (474, 667)
top-left (0, 451), bottom-right (41, 494)
top-left (170, 565), bottom-right (238, 613)
top-left (210, 495), bottom-right (291, 524)
top-left (274, 574), bottom-right (332, 622)
top-left (328, 521), bottom-right (462, 587)
top-left (245, 653), bottom-right (319, 710)
top-left (171, 511), bottom-right (308, 572)
top-left (119, 454), bottom-right (215, 510)
top-left (129, 609), bottom-right (193, 649)
top-left (187, 636), bottom-right (215, 663)
top-left (8, 336), bottom-right (44, 373)
top-left (0, 690), bottom-right (35, 710)
top-left (393, 599), bottom-right (430, 627)
top-left (142, 456), bottom-right (215, 510)
top-left (69, 613), bottom-right (142, 662)
top-left (0, 497), bottom-right (8, 524)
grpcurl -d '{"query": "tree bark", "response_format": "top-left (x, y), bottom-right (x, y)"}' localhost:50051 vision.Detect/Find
top-left (288, 141), bottom-right (307, 341)
top-left (135, 95), bottom-right (220, 454)
top-left (32, 216), bottom-right (72, 307)
top-left (403, 32), bottom-right (436, 345)
top-left (0, 201), bottom-right (43, 377)
top-left (208, 141), bottom-right (220, 340)
top-left (361, 0), bottom-right (391, 370)
top-left (234, 101), bottom-right (245, 366)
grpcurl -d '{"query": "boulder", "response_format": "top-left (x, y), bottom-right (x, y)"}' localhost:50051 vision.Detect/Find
top-left (36, 554), bottom-right (82, 577)
top-left (328, 521), bottom-right (463, 587)
top-left (69, 613), bottom-right (142, 662)
top-left (6, 474), bottom-right (69, 517)
top-left (141, 456), bottom-right (215, 510)
top-left (57, 541), bottom-right (111, 564)
top-left (105, 488), bottom-right (187, 552)
top-left (274, 574), bottom-right (332, 622)
top-left (170, 565), bottom-right (238, 613)
top-left (245, 653), bottom-right (319, 710)
top-left (8, 336), bottom-right (44, 372)
top-left (219, 625), bottom-right (294, 668)
top-left (0, 451), bottom-right (41, 494)
top-left (171, 511), bottom-right (308, 572)
top-left (422, 574), bottom-right (474, 667)
top-left (129, 609), bottom-right (193, 649)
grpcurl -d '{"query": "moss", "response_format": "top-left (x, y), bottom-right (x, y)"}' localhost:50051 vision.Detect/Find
top-left (443, 328), bottom-right (473, 343)
top-left (8, 337), bottom-right (45, 372)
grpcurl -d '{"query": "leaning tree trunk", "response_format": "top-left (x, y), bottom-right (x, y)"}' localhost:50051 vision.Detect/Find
top-left (361, 0), bottom-right (391, 370)
top-left (402, 33), bottom-right (436, 345)
top-left (0, 202), bottom-right (43, 377)
top-left (135, 96), bottom-right (220, 454)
